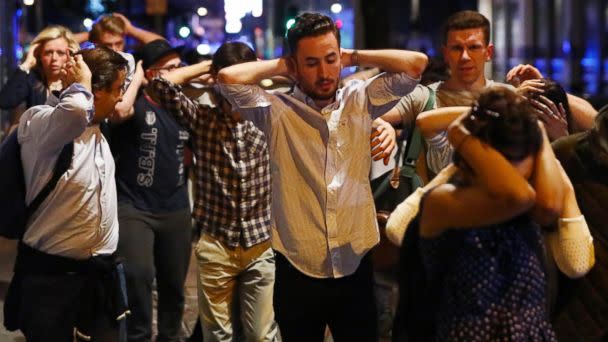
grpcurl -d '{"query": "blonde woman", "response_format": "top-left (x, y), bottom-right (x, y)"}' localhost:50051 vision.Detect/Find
top-left (0, 25), bottom-right (79, 126)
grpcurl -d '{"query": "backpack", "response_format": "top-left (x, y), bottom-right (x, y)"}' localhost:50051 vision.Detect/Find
top-left (0, 129), bottom-right (73, 239)
top-left (371, 87), bottom-right (436, 271)
top-left (372, 87), bottom-right (436, 212)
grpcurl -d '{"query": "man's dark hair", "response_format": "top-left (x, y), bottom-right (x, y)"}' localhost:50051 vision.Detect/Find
top-left (286, 12), bottom-right (340, 54)
top-left (456, 87), bottom-right (542, 164)
top-left (442, 10), bottom-right (491, 46)
top-left (211, 41), bottom-right (257, 74)
top-left (79, 47), bottom-right (128, 92)
top-left (89, 14), bottom-right (126, 43)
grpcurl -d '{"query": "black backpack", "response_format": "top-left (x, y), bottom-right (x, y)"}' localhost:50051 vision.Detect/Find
top-left (0, 129), bottom-right (73, 239)
top-left (371, 87), bottom-right (435, 214)
top-left (370, 88), bottom-right (435, 271)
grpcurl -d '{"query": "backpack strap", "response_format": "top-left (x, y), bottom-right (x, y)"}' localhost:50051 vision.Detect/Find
top-left (390, 87), bottom-right (436, 188)
top-left (24, 141), bottom-right (74, 223)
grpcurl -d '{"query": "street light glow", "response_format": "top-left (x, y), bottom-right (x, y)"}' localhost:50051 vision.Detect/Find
top-left (179, 26), bottom-right (191, 38)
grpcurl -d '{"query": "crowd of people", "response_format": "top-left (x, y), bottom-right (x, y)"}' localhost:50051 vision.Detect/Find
top-left (0, 8), bottom-right (606, 342)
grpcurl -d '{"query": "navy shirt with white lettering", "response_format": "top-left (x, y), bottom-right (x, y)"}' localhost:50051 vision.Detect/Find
top-left (110, 91), bottom-right (190, 213)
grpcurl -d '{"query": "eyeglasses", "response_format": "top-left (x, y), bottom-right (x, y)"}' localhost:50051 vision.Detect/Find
top-left (148, 62), bottom-right (187, 71)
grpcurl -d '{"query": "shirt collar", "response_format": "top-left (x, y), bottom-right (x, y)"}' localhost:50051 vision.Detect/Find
top-left (292, 85), bottom-right (342, 112)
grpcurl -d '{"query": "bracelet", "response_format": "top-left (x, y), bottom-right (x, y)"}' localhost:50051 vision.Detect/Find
top-left (558, 215), bottom-right (585, 224)
top-left (351, 50), bottom-right (359, 66)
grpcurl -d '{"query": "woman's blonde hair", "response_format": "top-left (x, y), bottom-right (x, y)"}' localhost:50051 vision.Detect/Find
top-left (30, 25), bottom-right (79, 74)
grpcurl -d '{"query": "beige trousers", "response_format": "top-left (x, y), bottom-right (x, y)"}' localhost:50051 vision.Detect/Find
top-left (195, 233), bottom-right (279, 342)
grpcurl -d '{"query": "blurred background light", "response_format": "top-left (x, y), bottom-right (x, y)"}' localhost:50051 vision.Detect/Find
top-left (178, 26), bottom-right (191, 38)
top-left (196, 43), bottom-right (211, 55)
top-left (331, 3), bottom-right (342, 14)
top-left (83, 18), bottom-right (93, 30)
top-left (197, 7), bottom-right (208, 16)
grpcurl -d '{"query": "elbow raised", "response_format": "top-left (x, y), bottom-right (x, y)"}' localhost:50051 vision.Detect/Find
top-left (408, 52), bottom-right (428, 79)
top-left (415, 114), bottom-right (432, 137)
top-left (217, 68), bottom-right (239, 84)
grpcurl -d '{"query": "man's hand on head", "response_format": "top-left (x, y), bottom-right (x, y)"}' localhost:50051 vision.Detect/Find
top-left (62, 52), bottom-right (92, 92)
top-left (506, 64), bottom-right (544, 87)
top-left (283, 56), bottom-right (297, 79)
top-left (516, 79), bottom-right (545, 98)
top-left (530, 95), bottom-right (569, 141)
top-left (340, 48), bottom-right (358, 68)
top-left (112, 13), bottom-right (134, 35)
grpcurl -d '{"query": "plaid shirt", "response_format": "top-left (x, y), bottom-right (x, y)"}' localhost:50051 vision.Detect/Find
top-left (152, 77), bottom-right (271, 248)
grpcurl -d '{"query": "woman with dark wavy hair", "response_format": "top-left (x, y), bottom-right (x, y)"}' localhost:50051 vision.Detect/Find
top-left (396, 87), bottom-right (559, 341)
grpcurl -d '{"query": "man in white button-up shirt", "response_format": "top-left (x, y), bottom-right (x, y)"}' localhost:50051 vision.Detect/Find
top-left (218, 12), bottom-right (427, 341)
top-left (6, 47), bottom-right (128, 341)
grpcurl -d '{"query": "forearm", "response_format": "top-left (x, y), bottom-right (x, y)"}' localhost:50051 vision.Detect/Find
top-left (112, 72), bottom-right (143, 122)
top-left (163, 60), bottom-right (213, 85)
top-left (567, 93), bottom-right (597, 131)
top-left (73, 31), bottom-right (89, 44)
top-left (218, 58), bottom-right (289, 84)
top-left (127, 26), bottom-right (164, 44)
top-left (351, 49), bottom-right (427, 79)
top-left (449, 125), bottom-right (532, 199)
top-left (561, 188), bottom-right (582, 218)
top-left (43, 84), bottom-right (94, 147)
top-left (531, 134), bottom-right (563, 225)
top-left (379, 106), bottom-right (403, 126)
top-left (151, 77), bottom-right (199, 130)
top-left (342, 67), bottom-right (380, 84)
top-left (416, 106), bottom-right (469, 138)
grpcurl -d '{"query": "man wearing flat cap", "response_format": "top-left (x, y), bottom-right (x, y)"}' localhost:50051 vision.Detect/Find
top-left (109, 39), bottom-right (192, 342)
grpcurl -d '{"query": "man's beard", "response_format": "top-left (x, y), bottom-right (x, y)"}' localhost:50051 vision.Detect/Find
top-left (301, 78), bottom-right (339, 101)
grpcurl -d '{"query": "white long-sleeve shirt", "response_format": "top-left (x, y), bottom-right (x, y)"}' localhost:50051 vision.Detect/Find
top-left (18, 83), bottom-right (118, 259)
top-left (220, 72), bottom-right (419, 278)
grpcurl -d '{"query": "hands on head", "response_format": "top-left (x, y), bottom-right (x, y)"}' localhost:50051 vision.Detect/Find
top-left (508, 64), bottom-right (568, 141)
top-left (60, 50), bottom-right (92, 92)
top-left (506, 64), bottom-right (543, 87)
top-left (112, 13), bottom-right (133, 34)
top-left (21, 43), bottom-right (39, 70)
top-left (530, 95), bottom-right (568, 140)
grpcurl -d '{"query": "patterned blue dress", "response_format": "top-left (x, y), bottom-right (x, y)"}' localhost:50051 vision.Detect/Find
top-left (419, 215), bottom-right (557, 341)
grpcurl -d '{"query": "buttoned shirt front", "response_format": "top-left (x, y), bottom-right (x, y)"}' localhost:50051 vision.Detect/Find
top-left (220, 72), bottom-right (419, 278)
top-left (19, 83), bottom-right (118, 259)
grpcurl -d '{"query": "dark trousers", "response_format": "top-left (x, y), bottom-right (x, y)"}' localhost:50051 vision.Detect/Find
top-left (117, 202), bottom-right (192, 342)
top-left (273, 252), bottom-right (378, 342)
top-left (17, 272), bottom-right (126, 342)
top-left (7, 244), bottom-right (127, 342)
